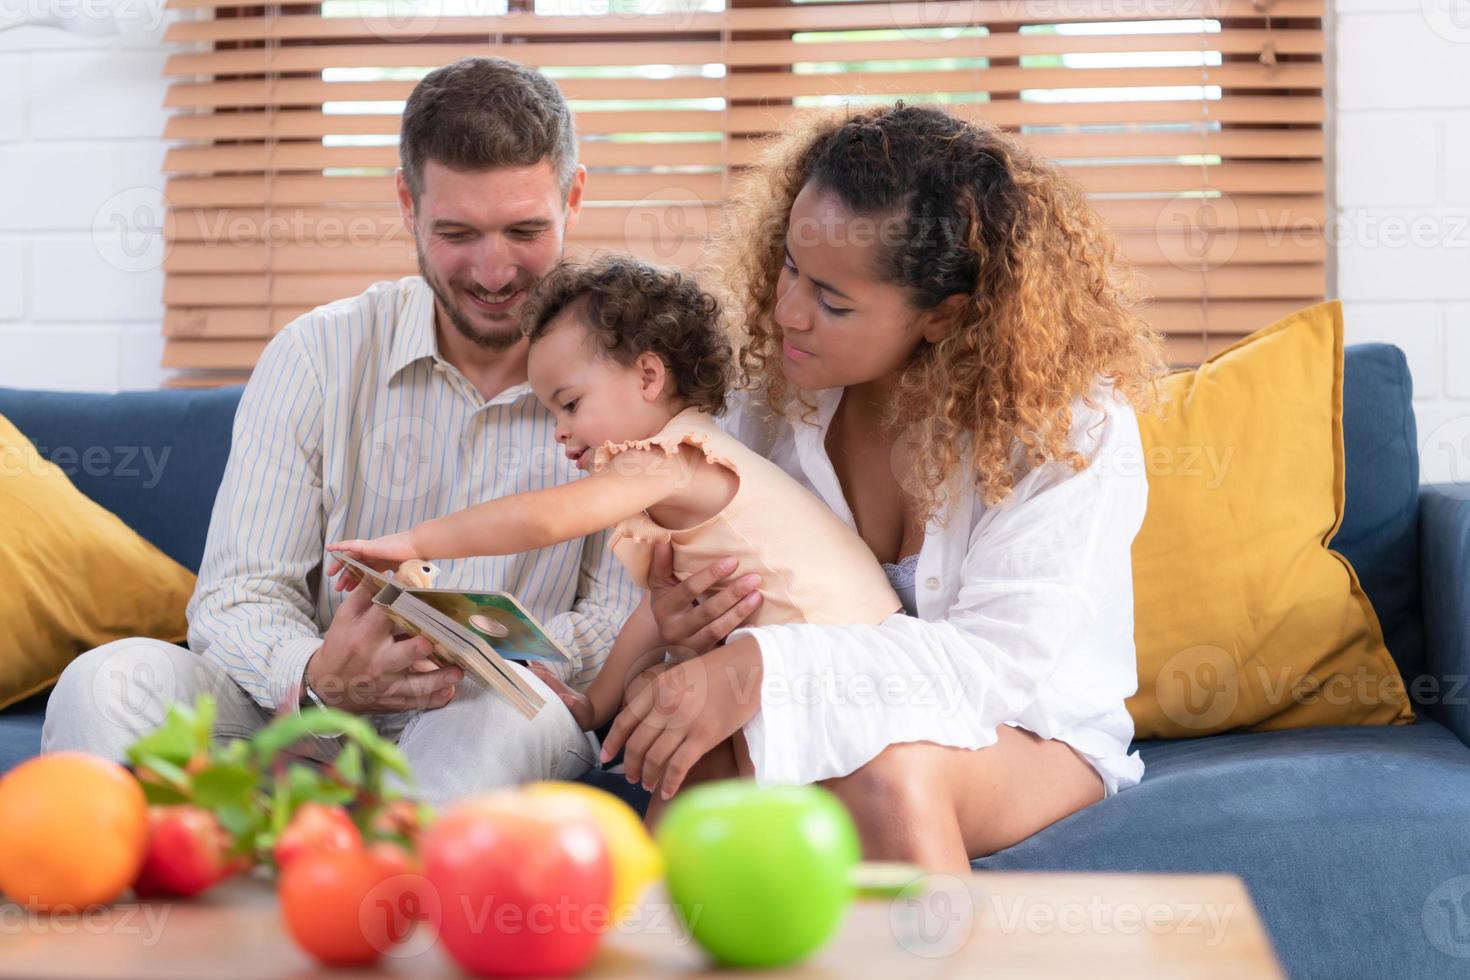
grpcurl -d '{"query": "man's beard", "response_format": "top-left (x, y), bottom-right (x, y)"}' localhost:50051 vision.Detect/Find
top-left (416, 244), bottom-right (528, 353)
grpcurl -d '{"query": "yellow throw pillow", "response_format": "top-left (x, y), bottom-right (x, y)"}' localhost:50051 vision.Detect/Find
top-left (1127, 301), bottom-right (1414, 738)
top-left (0, 412), bottom-right (196, 711)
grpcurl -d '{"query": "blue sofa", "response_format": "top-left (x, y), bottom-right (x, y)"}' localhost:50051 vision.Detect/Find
top-left (2, 344), bottom-right (1467, 979)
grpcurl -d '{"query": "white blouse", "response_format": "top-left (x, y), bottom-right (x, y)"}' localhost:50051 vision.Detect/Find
top-left (721, 383), bottom-right (1148, 797)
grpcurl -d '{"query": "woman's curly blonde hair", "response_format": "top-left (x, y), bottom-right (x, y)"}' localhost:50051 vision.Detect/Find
top-left (706, 102), bottom-right (1165, 520)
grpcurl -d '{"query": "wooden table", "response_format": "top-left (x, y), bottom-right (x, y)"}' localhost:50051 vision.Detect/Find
top-left (0, 871), bottom-right (1285, 978)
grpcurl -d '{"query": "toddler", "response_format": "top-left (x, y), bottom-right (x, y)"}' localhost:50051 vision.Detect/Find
top-left (329, 255), bottom-right (900, 758)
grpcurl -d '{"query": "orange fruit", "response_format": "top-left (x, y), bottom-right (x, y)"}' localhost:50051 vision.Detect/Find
top-left (0, 752), bottom-right (149, 910)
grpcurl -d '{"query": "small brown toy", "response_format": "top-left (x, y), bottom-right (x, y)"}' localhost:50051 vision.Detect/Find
top-left (393, 559), bottom-right (442, 673)
top-left (394, 558), bottom-right (437, 589)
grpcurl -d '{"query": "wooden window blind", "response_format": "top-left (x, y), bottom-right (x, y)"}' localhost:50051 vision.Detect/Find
top-left (159, 0), bottom-right (1324, 383)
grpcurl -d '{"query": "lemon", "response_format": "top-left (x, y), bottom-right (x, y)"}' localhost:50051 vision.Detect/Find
top-left (522, 781), bottom-right (663, 923)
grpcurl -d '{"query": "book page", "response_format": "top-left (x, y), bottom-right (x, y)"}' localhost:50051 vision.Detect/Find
top-left (409, 591), bottom-right (571, 666)
top-left (327, 550), bottom-right (571, 667)
top-left (389, 590), bottom-right (544, 717)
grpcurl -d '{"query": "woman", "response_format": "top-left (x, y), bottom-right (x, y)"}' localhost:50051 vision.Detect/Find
top-left (600, 103), bottom-right (1165, 871)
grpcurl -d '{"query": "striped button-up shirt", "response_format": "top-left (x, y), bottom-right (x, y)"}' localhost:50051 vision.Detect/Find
top-left (186, 276), bottom-right (640, 711)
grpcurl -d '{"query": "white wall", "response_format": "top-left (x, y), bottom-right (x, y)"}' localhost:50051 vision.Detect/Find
top-left (1336, 0), bottom-right (1470, 484)
top-left (0, 1), bottom-right (174, 392)
top-left (0, 2), bottom-right (1465, 481)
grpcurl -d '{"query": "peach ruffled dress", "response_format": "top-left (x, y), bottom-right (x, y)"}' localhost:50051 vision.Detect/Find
top-left (591, 407), bottom-right (901, 627)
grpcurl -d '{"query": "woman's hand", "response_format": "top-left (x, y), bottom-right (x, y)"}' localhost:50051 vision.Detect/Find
top-left (326, 531), bottom-right (419, 587)
top-left (600, 636), bottom-right (765, 800)
top-left (647, 541), bottom-right (764, 654)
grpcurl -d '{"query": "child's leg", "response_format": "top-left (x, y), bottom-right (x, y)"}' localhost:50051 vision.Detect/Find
top-left (643, 735), bottom-right (743, 831)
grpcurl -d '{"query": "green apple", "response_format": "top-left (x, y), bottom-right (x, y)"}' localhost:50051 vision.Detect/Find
top-left (656, 780), bottom-right (861, 968)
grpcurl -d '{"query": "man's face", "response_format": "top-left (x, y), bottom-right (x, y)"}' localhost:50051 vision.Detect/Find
top-left (397, 158), bottom-right (585, 352)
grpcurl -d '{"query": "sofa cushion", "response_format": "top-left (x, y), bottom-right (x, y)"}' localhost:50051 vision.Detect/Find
top-left (1335, 344), bottom-right (1424, 683)
top-left (0, 386), bottom-right (243, 574)
top-left (974, 720), bottom-right (1470, 980)
top-left (1, 411), bottom-right (197, 711)
top-left (1127, 303), bottom-right (1414, 738)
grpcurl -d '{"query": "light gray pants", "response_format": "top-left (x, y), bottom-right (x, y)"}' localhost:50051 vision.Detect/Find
top-left (41, 638), bottom-right (596, 807)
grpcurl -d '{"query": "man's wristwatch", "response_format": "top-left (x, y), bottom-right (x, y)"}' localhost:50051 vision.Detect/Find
top-left (298, 666), bottom-right (347, 738)
top-left (300, 675), bottom-right (329, 710)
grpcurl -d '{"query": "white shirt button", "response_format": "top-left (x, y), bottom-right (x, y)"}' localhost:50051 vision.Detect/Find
top-left (926, 577), bottom-right (940, 590)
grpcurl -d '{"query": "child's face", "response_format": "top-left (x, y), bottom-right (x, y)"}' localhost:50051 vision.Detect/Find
top-left (528, 313), bottom-right (669, 471)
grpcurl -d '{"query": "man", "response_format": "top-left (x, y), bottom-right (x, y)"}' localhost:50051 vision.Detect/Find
top-left (41, 57), bottom-right (641, 804)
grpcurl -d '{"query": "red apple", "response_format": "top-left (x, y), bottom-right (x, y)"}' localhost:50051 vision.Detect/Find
top-left (422, 793), bottom-right (613, 977)
top-left (132, 804), bottom-right (249, 898)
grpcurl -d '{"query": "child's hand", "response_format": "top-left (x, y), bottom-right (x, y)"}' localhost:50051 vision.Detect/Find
top-left (326, 531), bottom-right (419, 583)
top-left (529, 664), bottom-right (600, 732)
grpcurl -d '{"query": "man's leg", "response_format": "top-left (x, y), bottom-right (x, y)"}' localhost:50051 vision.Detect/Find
top-left (393, 663), bottom-right (595, 807)
top-left (41, 638), bottom-right (338, 764)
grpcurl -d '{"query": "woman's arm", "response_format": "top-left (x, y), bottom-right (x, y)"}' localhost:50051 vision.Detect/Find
top-left (329, 446), bottom-right (683, 568)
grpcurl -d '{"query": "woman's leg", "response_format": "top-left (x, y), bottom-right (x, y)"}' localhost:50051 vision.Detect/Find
top-left (818, 726), bottom-right (1104, 873)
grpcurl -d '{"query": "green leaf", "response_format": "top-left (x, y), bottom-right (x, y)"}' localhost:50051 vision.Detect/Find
top-left (268, 768), bottom-right (294, 840)
top-left (252, 708), bottom-right (376, 763)
top-left (139, 780), bottom-right (190, 806)
top-left (191, 762), bottom-right (259, 811)
top-left (217, 738), bottom-right (252, 766)
top-left (192, 694), bottom-right (217, 748)
top-left (283, 762), bottom-right (353, 808)
top-left (214, 799), bottom-right (266, 863)
top-left (125, 704), bottom-right (201, 769)
top-left (334, 742), bottom-right (364, 787)
top-left (358, 737), bottom-right (413, 780)
top-left (133, 753), bottom-right (190, 792)
top-left (287, 762), bottom-right (322, 800)
top-left (214, 802), bottom-right (261, 854)
top-left (308, 783), bottom-right (356, 806)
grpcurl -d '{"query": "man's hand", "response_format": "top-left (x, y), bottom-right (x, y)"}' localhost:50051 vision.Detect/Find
top-left (647, 541), bottom-right (763, 654)
top-left (303, 580), bottom-right (462, 714)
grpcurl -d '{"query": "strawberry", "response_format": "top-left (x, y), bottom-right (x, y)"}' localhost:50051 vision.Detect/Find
top-left (133, 805), bottom-right (249, 898)
top-left (370, 798), bottom-right (427, 846)
top-left (274, 802), bottom-right (361, 870)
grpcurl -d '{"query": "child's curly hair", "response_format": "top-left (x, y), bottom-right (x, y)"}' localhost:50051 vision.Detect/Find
top-left (707, 102), bottom-right (1166, 519)
top-left (522, 254), bottom-right (733, 416)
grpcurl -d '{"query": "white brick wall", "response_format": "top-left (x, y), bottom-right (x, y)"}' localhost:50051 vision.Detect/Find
top-left (0, 4), bottom-right (174, 392)
top-left (0, 0), bottom-right (1464, 485)
top-left (1336, 0), bottom-right (1470, 484)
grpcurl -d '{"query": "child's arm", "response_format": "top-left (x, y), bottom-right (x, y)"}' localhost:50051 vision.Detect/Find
top-left (532, 594), bottom-right (666, 732)
top-left (328, 447), bottom-right (683, 570)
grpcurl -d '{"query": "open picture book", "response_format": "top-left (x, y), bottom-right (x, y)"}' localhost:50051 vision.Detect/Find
top-left (327, 552), bottom-right (572, 720)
